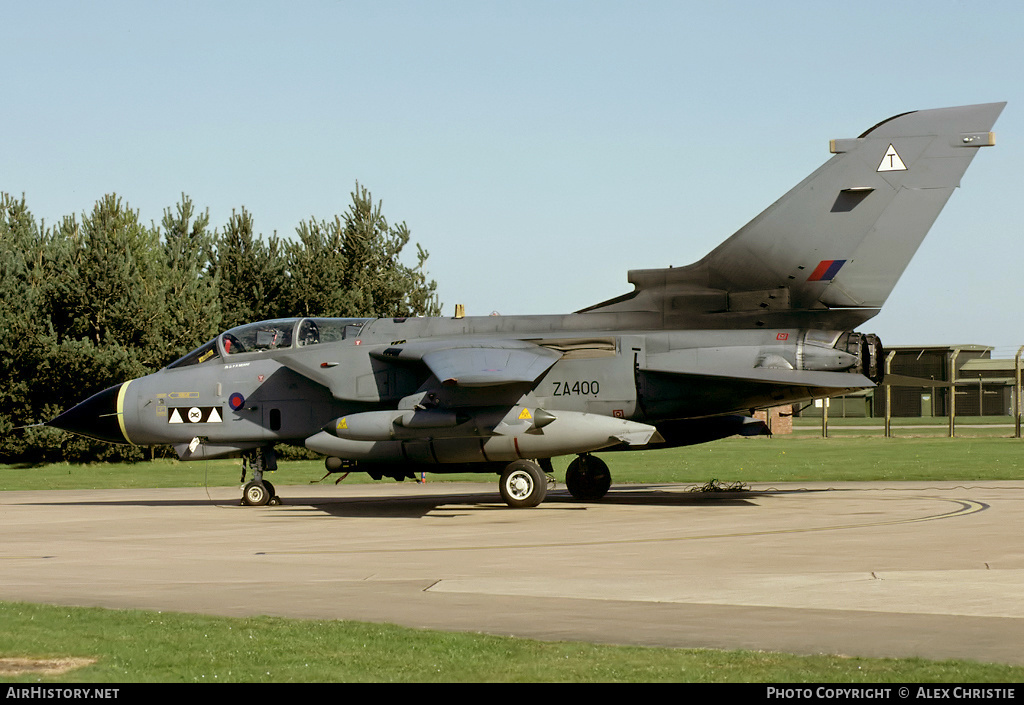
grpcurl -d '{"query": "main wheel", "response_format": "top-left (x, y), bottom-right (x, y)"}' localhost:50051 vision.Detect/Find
top-left (241, 481), bottom-right (271, 506)
top-left (499, 460), bottom-right (547, 508)
top-left (565, 454), bottom-right (612, 501)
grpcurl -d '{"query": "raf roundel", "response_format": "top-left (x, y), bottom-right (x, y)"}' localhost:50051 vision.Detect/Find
top-left (228, 393), bottom-right (245, 411)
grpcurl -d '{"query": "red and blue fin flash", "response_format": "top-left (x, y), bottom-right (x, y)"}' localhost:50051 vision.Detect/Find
top-left (807, 259), bottom-right (846, 282)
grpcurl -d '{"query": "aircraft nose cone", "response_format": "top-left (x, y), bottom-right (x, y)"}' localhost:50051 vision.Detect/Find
top-left (48, 383), bottom-right (130, 444)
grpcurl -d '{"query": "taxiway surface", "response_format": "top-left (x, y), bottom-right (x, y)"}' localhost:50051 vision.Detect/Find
top-left (2, 480), bottom-right (1022, 664)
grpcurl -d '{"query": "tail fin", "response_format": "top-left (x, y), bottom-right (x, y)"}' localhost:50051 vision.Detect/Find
top-left (583, 102), bottom-right (1005, 329)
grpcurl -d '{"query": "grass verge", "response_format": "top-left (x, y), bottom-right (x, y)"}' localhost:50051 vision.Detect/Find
top-left (3, 435), bottom-right (1022, 491)
top-left (1, 602), bottom-right (1022, 683)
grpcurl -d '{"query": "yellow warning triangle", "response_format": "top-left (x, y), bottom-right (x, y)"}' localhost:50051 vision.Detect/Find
top-left (877, 144), bottom-right (907, 172)
top-left (518, 408), bottom-right (532, 420)
top-left (337, 417), bottom-right (348, 429)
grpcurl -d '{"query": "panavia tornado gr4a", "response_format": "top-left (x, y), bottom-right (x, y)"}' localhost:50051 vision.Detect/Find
top-left (49, 102), bottom-right (1005, 507)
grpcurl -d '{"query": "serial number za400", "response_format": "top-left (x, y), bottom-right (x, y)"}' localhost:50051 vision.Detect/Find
top-left (551, 380), bottom-right (600, 396)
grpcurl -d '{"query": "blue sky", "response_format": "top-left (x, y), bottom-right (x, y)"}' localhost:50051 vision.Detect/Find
top-left (5, 1), bottom-right (1022, 356)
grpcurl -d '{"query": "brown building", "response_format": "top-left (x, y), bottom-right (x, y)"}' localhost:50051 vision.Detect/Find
top-left (794, 344), bottom-right (1021, 419)
top-left (957, 357), bottom-right (1019, 416)
top-left (874, 344), bottom-right (991, 417)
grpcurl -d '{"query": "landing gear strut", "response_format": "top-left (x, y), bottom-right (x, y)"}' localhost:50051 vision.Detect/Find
top-left (565, 454), bottom-right (611, 501)
top-left (240, 446), bottom-right (280, 506)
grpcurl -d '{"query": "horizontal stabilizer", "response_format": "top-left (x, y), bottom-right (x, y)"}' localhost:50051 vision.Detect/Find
top-left (643, 364), bottom-right (876, 390)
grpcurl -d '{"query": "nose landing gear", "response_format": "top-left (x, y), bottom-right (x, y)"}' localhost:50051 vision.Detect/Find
top-left (240, 447), bottom-right (280, 506)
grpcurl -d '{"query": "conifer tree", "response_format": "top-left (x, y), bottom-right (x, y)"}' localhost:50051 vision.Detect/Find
top-left (212, 207), bottom-right (289, 328)
top-left (286, 213), bottom-right (350, 317)
top-left (160, 194), bottom-right (222, 362)
top-left (47, 194), bottom-right (168, 360)
top-left (288, 183), bottom-right (440, 318)
top-left (0, 194), bottom-right (50, 458)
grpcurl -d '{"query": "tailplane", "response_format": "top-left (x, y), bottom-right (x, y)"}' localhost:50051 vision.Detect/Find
top-left (583, 102), bottom-right (1005, 329)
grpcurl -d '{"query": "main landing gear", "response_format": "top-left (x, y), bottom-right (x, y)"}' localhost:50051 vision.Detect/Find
top-left (565, 454), bottom-right (611, 501)
top-left (240, 447), bottom-right (280, 506)
top-left (497, 453), bottom-right (612, 508)
top-left (499, 459), bottom-right (550, 508)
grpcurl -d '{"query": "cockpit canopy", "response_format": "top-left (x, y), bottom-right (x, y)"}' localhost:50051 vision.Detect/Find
top-left (165, 317), bottom-right (371, 370)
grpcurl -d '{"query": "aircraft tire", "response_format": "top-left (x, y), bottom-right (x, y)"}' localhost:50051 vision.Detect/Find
top-left (565, 454), bottom-right (611, 501)
top-left (499, 460), bottom-right (547, 508)
top-left (241, 481), bottom-right (271, 506)
top-left (263, 480), bottom-right (280, 505)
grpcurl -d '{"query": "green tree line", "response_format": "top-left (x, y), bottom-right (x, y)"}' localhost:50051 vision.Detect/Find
top-left (0, 185), bottom-right (440, 463)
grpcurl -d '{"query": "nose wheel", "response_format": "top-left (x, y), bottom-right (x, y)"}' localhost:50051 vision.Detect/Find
top-left (242, 480), bottom-right (279, 506)
top-left (239, 447), bottom-right (280, 506)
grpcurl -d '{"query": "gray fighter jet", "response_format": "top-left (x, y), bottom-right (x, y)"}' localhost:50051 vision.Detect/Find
top-left (49, 102), bottom-right (1005, 507)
